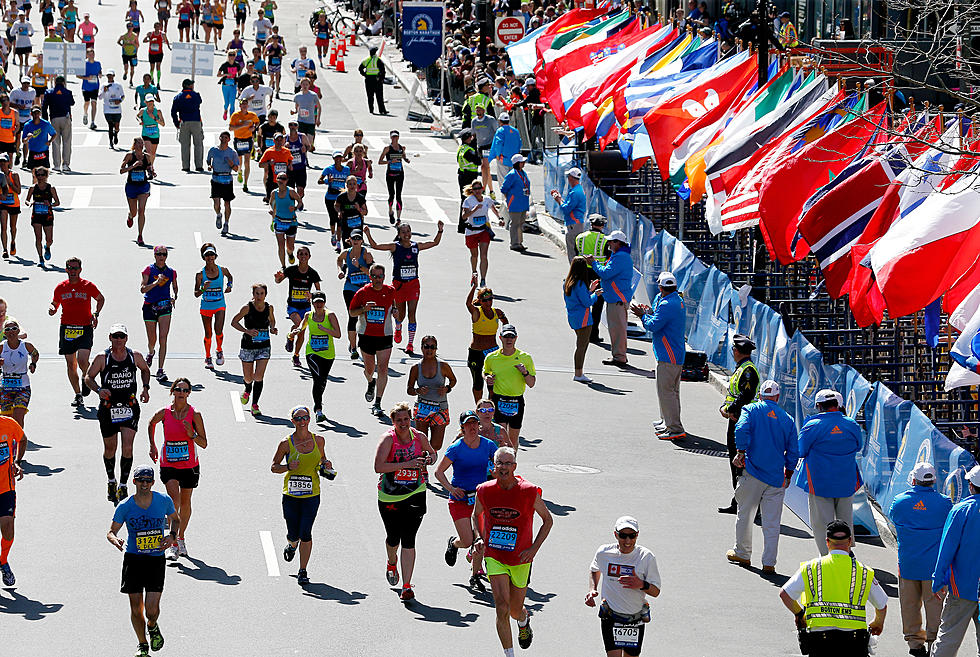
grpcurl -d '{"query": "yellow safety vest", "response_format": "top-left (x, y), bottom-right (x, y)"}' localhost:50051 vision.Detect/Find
top-left (724, 359), bottom-right (759, 407)
top-left (779, 22), bottom-right (799, 48)
top-left (465, 92), bottom-right (491, 114)
top-left (575, 230), bottom-right (608, 263)
top-left (362, 56), bottom-right (380, 76)
top-left (457, 144), bottom-right (478, 172)
top-left (801, 554), bottom-right (873, 630)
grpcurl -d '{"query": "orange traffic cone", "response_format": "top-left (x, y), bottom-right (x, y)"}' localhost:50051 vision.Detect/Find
top-left (335, 47), bottom-right (346, 73)
top-left (328, 40), bottom-right (337, 67)
top-left (338, 31), bottom-right (346, 55)
top-left (349, 28), bottom-right (355, 46)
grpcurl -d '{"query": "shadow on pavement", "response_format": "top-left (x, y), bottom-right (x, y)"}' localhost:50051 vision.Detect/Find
top-left (778, 524), bottom-right (812, 540)
top-left (222, 234), bottom-right (260, 243)
top-left (0, 274), bottom-right (29, 283)
top-left (24, 439), bottom-right (51, 454)
top-left (403, 598), bottom-right (480, 626)
top-left (172, 557), bottom-right (242, 586)
top-left (544, 499), bottom-right (575, 517)
top-left (255, 415), bottom-right (293, 427)
top-left (320, 418), bottom-right (369, 438)
top-left (301, 580), bottom-right (368, 604)
top-left (211, 370), bottom-right (245, 385)
top-left (0, 589), bottom-right (63, 620)
top-left (524, 587), bottom-right (556, 612)
top-left (19, 460), bottom-right (65, 477)
top-left (303, 222), bottom-right (329, 233)
top-left (515, 250), bottom-right (550, 259)
top-left (451, 582), bottom-right (494, 606)
top-left (673, 433), bottom-right (727, 455)
top-left (584, 381), bottom-right (628, 395)
top-left (518, 435), bottom-right (542, 450)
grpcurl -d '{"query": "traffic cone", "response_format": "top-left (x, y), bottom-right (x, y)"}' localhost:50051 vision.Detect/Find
top-left (335, 47), bottom-right (346, 73)
top-left (349, 28), bottom-right (355, 46)
top-left (328, 40), bottom-right (337, 67)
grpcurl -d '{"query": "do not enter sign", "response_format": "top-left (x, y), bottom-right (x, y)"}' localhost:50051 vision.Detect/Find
top-left (495, 16), bottom-right (526, 47)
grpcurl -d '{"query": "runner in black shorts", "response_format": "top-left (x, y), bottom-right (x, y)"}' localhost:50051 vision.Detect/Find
top-left (334, 175), bottom-right (367, 246)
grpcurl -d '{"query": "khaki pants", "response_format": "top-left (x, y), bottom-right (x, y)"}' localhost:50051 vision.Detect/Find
top-left (178, 120), bottom-right (204, 169)
top-left (507, 209), bottom-right (526, 247)
top-left (656, 361), bottom-right (683, 435)
top-left (807, 494), bottom-right (853, 556)
top-left (564, 221), bottom-right (584, 263)
top-left (51, 116), bottom-right (71, 168)
top-left (606, 300), bottom-right (627, 362)
top-left (898, 577), bottom-right (942, 650)
top-left (931, 595), bottom-right (980, 657)
top-left (732, 472), bottom-right (785, 567)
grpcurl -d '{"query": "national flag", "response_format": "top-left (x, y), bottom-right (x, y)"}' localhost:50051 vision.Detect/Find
top-left (506, 23), bottom-right (550, 75)
top-left (538, 11), bottom-right (639, 93)
top-left (944, 305), bottom-right (980, 391)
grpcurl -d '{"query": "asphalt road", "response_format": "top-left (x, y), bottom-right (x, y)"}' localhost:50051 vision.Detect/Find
top-left (0, 2), bottom-right (911, 656)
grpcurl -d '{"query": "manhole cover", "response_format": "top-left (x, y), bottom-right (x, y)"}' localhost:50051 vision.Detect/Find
top-left (535, 464), bottom-right (601, 474)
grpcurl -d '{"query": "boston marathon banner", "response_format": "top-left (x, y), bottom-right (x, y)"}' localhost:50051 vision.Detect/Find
top-left (402, 2), bottom-right (444, 69)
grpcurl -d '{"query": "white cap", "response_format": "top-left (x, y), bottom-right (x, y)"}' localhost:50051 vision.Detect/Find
top-left (511, 153), bottom-right (526, 164)
top-left (815, 389), bottom-right (839, 404)
top-left (910, 462), bottom-right (937, 483)
top-left (567, 167), bottom-right (583, 179)
top-left (109, 323), bottom-right (128, 336)
top-left (657, 271), bottom-right (676, 286)
top-left (106, 69), bottom-right (116, 76)
top-left (607, 230), bottom-right (629, 245)
top-left (499, 112), bottom-right (510, 121)
top-left (760, 380), bottom-right (780, 397)
top-left (614, 515), bottom-right (639, 532)
top-left (967, 465), bottom-right (980, 487)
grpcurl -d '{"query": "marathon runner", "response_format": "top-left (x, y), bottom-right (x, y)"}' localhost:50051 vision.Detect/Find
top-left (272, 404), bottom-right (334, 585)
top-left (378, 131), bottom-right (409, 225)
top-left (77, 48), bottom-right (101, 129)
top-left (231, 282), bottom-right (276, 416)
top-left (375, 401), bottom-right (436, 600)
top-left (62, 1), bottom-right (79, 42)
top-left (585, 516), bottom-right (660, 657)
top-left (461, 181), bottom-right (500, 287)
top-left (117, 24), bottom-right (139, 85)
top-left (133, 73), bottom-right (160, 111)
top-left (0, 411), bottom-right (25, 587)
top-left (290, 45), bottom-right (314, 94)
top-left (217, 50), bottom-right (242, 121)
top-left (49, 256), bottom-right (104, 407)
top-left (228, 97), bottom-right (258, 193)
top-left (336, 229), bottom-right (372, 358)
top-left (0, 154), bottom-right (22, 259)
top-left (264, 37), bottom-right (285, 99)
top-left (363, 221), bottom-right (444, 355)
top-left (210, 0), bottom-right (225, 46)
top-left (239, 74), bottom-right (272, 124)
top-left (142, 22), bottom-right (170, 87)
top-left (343, 130), bottom-right (369, 160)
top-left (175, 0), bottom-right (193, 41)
top-left (232, 0), bottom-right (249, 30)
top-left (107, 463), bottom-right (179, 657)
top-left (0, 318), bottom-right (38, 428)
top-left (21, 107), bottom-right (55, 173)
top-left (406, 336), bottom-right (456, 450)
top-left (347, 142), bottom-right (372, 197)
top-left (0, 94), bottom-right (21, 167)
top-left (207, 131), bottom-right (240, 234)
top-left (292, 78), bottom-right (318, 150)
top-left (226, 32), bottom-right (247, 67)
top-left (483, 324), bottom-right (535, 450)
top-left (259, 130), bottom-right (291, 204)
top-left (475, 398), bottom-right (508, 446)
top-left (311, 12), bottom-right (329, 65)
top-left (191, 0), bottom-right (202, 38)
top-left (269, 171), bottom-right (300, 269)
top-left (284, 121), bottom-right (310, 211)
top-left (137, 98), bottom-right (163, 166)
top-left (290, 292), bottom-right (340, 424)
top-left (273, 245), bottom-right (321, 365)
top-left (435, 410), bottom-right (496, 592)
top-left (154, 0), bottom-right (171, 32)
top-left (147, 377), bottom-right (206, 561)
top-left (466, 273), bottom-right (507, 404)
top-left (25, 165), bottom-right (58, 264)
top-left (318, 151), bottom-right (349, 249)
top-left (10, 79), bottom-right (34, 164)
top-left (334, 174), bottom-right (367, 254)
top-left (86, 323), bottom-right (152, 506)
top-left (194, 243), bottom-right (233, 368)
top-left (350, 263), bottom-right (397, 417)
top-left (140, 245), bottom-right (177, 381)
top-left (125, 0), bottom-right (144, 35)
top-left (100, 70), bottom-right (125, 148)
top-left (473, 446), bottom-right (553, 654)
top-left (253, 14), bottom-right (272, 49)
top-left (259, 0), bottom-right (276, 25)
top-left (255, 109), bottom-right (285, 164)
top-left (121, 137), bottom-right (155, 247)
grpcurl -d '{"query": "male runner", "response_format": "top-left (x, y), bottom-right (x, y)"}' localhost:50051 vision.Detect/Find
top-left (0, 414), bottom-right (26, 585)
top-left (48, 256), bottom-right (104, 407)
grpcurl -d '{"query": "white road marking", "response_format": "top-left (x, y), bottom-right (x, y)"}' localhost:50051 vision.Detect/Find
top-left (147, 191), bottom-right (161, 208)
top-left (364, 200), bottom-right (381, 219)
top-left (315, 135), bottom-right (333, 151)
top-left (259, 531), bottom-right (280, 576)
top-left (194, 231), bottom-right (203, 249)
top-left (365, 135), bottom-right (387, 150)
top-left (230, 390), bottom-right (246, 422)
top-left (69, 185), bottom-right (93, 209)
top-left (417, 195), bottom-right (449, 225)
top-left (416, 137), bottom-right (450, 154)
top-left (82, 131), bottom-right (102, 147)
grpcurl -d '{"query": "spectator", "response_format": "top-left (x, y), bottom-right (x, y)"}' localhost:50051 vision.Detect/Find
top-left (170, 78), bottom-right (204, 171)
top-left (889, 462), bottom-right (952, 657)
top-left (587, 230), bottom-right (633, 369)
top-left (499, 154), bottom-right (530, 251)
top-left (793, 389), bottom-right (863, 555)
top-left (726, 380), bottom-right (797, 572)
top-left (631, 271), bottom-right (686, 439)
top-left (550, 166), bottom-right (587, 263)
top-left (718, 334), bottom-right (760, 515)
top-left (489, 112), bottom-right (522, 196)
top-left (574, 214), bottom-right (608, 344)
top-left (930, 465), bottom-right (980, 657)
top-left (778, 12), bottom-right (799, 48)
top-left (41, 75), bottom-right (73, 171)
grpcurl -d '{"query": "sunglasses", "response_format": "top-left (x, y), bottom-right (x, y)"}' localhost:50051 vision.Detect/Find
top-left (173, 387), bottom-right (191, 393)
top-left (479, 294), bottom-right (493, 301)
top-left (155, 253), bottom-right (168, 257)
top-left (292, 415), bottom-right (310, 422)
top-left (67, 265), bottom-right (81, 270)
top-left (369, 274), bottom-right (384, 279)
top-left (421, 344), bottom-right (437, 349)
top-left (350, 237), bottom-right (363, 241)
top-left (134, 478), bottom-right (154, 483)
top-left (110, 333), bottom-right (127, 339)
top-left (616, 532), bottom-right (638, 540)
top-left (477, 407), bottom-right (494, 414)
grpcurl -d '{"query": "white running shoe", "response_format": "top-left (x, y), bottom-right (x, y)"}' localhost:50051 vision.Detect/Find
top-left (177, 538), bottom-right (187, 557)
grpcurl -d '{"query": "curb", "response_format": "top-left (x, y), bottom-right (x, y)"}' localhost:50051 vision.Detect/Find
top-left (539, 208), bottom-right (566, 251)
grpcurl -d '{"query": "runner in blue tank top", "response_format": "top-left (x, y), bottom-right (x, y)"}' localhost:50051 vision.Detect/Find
top-left (269, 172), bottom-right (300, 270)
top-left (193, 243), bottom-right (233, 369)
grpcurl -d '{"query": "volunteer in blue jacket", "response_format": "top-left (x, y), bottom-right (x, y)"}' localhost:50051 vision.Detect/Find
top-left (630, 271), bottom-right (686, 440)
top-left (550, 166), bottom-right (587, 263)
top-left (889, 462), bottom-right (952, 657)
top-left (499, 153), bottom-right (530, 252)
top-left (792, 388), bottom-right (863, 555)
top-left (930, 465), bottom-right (980, 657)
top-left (563, 255), bottom-right (599, 384)
top-left (725, 380), bottom-right (798, 573)
top-left (489, 112), bottom-right (522, 193)
top-left (587, 229), bottom-right (633, 368)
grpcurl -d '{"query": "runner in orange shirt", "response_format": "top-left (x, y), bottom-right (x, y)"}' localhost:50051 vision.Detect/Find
top-left (257, 132), bottom-right (290, 204)
top-left (228, 97), bottom-right (258, 192)
top-left (0, 414), bottom-right (26, 586)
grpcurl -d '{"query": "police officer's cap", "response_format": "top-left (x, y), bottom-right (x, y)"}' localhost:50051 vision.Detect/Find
top-left (732, 334), bottom-right (755, 353)
top-left (369, 46), bottom-right (378, 54)
top-left (458, 128), bottom-right (473, 140)
top-left (826, 520), bottom-right (851, 540)
top-left (588, 213), bottom-right (606, 226)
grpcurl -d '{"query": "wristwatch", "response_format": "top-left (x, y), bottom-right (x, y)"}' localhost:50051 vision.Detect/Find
top-left (640, 580), bottom-right (650, 591)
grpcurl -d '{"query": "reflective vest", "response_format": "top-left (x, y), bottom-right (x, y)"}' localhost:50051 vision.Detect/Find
top-left (465, 92), bottom-right (491, 114)
top-left (575, 230), bottom-right (608, 264)
top-left (362, 56), bottom-right (380, 76)
top-left (779, 22), bottom-right (799, 48)
top-left (724, 358), bottom-right (759, 406)
top-left (457, 144), bottom-right (479, 172)
top-left (801, 554), bottom-right (873, 630)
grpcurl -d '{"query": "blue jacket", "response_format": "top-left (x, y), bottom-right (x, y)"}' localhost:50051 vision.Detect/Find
top-left (500, 167), bottom-right (531, 213)
top-left (793, 411), bottom-right (863, 498)
top-left (932, 494), bottom-right (980, 600)
top-left (560, 183), bottom-right (587, 227)
top-left (889, 485), bottom-right (952, 581)
top-left (564, 280), bottom-right (597, 330)
top-left (489, 125), bottom-right (522, 162)
top-left (640, 291), bottom-right (685, 364)
top-left (591, 247), bottom-right (633, 305)
top-left (41, 85), bottom-right (74, 120)
top-left (734, 399), bottom-right (799, 488)
top-left (170, 89), bottom-right (203, 124)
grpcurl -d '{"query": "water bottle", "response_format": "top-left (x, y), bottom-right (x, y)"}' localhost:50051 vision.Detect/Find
top-left (319, 464), bottom-right (337, 480)
top-left (867, 635), bottom-right (878, 656)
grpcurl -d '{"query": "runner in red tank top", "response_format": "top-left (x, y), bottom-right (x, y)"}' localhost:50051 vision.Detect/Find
top-left (473, 445), bottom-right (553, 653)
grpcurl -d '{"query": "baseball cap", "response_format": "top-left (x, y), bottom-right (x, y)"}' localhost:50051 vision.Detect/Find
top-left (459, 410), bottom-right (479, 425)
top-left (760, 380), bottom-right (780, 397)
top-left (566, 167), bottom-right (583, 179)
top-left (202, 245), bottom-right (217, 256)
top-left (657, 271), bottom-right (676, 286)
top-left (310, 291), bottom-right (326, 302)
top-left (733, 334), bottom-right (756, 352)
top-left (153, 245), bottom-right (168, 255)
top-left (614, 516), bottom-right (639, 533)
top-left (500, 324), bottom-right (518, 338)
top-left (608, 230), bottom-right (629, 245)
top-left (20, 76), bottom-right (30, 83)
top-left (511, 153), bottom-right (526, 164)
top-left (499, 112), bottom-right (510, 122)
top-left (826, 520), bottom-right (851, 540)
top-left (458, 128), bottom-right (473, 139)
top-left (910, 462), bottom-right (937, 483)
top-left (967, 465), bottom-right (980, 486)
top-left (349, 229), bottom-right (364, 240)
top-left (333, 150), bottom-right (344, 158)
top-left (132, 464), bottom-right (156, 481)
top-left (779, 11), bottom-right (791, 17)
top-left (109, 323), bottom-right (128, 336)
top-left (106, 69), bottom-right (116, 76)
top-left (0, 154), bottom-right (8, 162)
top-left (588, 214), bottom-right (607, 225)
top-left (815, 389), bottom-right (839, 404)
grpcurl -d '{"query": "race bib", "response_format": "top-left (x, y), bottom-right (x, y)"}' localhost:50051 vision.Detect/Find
top-left (234, 138), bottom-right (251, 152)
top-left (63, 325), bottom-right (85, 340)
top-left (203, 287), bottom-right (222, 301)
top-left (309, 335), bottom-right (331, 352)
top-left (299, 108), bottom-right (311, 119)
top-left (33, 201), bottom-right (49, 215)
top-left (273, 162), bottom-right (287, 175)
top-left (349, 272), bottom-right (368, 286)
top-left (269, 57), bottom-right (281, 66)
top-left (213, 172), bottom-right (232, 184)
top-left (110, 405), bottom-right (134, 423)
top-left (0, 441), bottom-right (8, 465)
top-left (366, 307), bottom-right (384, 323)
top-left (274, 218), bottom-right (294, 232)
top-left (135, 528), bottom-right (163, 553)
top-left (346, 215), bottom-right (362, 228)
top-left (1, 193), bottom-right (13, 204)
top-left (399, 265), bottom-right (417, 280)
top-left (0, 118), bottom-right (12, 129)
top-left (471, 214), bottom-right (487, 227)
top-left (497, 399), bottom-right (519, 417)
top-left (2, 374), bottom-right (23, 389)
top-left (389, 161), bottom-right (402, 171)
top-left (165, 441), bottom-right (190, 462)
top-left (264, 137), bottom-right (274, 148)
top-left (144, 125), bottom-right (160, 138)
top-left (393, 468), bottom-right (418, 485)
top-left (155, 299), bottom-right (171, 309)
top-left (108, 97), bottom-right (122, 108)
top-left (287, 474), bottom-right (313, 495)
top-left (253, 329), bottom-right (270, 342)
top-left (289, 288), bottom-right (308, 301)
top-left (130, 170), bottom-right (146, 183)
top-left (249, 97), bottom-right (264, 110)
top-left (488, 525), bottom-right (517, 551)
top-left (465, 491), bottom-right (476, 505)
top-left (32, 151), bottom-right (47, 161)
top-left (611, 624), bottom-right (640, 648)
top-left (317, 31), bottom-right (327, 39)
top-left (416, 401), bottom-right (441, 418)
top-left (291, 151), bottom-right (302, 165)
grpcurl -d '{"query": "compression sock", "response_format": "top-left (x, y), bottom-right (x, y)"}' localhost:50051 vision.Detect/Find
top-left (204, 336), bottom-right (212, 357)
top-left (407, 323), bottom-right (417, 346)
top-left (253, 381), bottom-right (264, 405)
top-left (0, 537), bottom-right (11, 564)
top-left (120, 456), bottom-right (133, 483)
top-left (216, 333), bottom-right (224, 351)
top-left (244, 381), bottom-right (253, 394)
top-left (104, 456), bottom-right (116, 480)
top-left (503, 649), bottom-right (514, 657)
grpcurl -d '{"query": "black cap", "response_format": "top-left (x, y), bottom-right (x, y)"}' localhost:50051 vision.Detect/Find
top-left (732, 334), bottom-right (755, 353)
top-left (182, 78), bottom-right (194, 88)
top-left (369, 46), bottom-right (378, 54)
top-left (826, 520), bottom-right (851, 540)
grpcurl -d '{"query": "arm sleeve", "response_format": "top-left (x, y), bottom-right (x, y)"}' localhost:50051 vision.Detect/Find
top-left (868, 577), bottom-right (887, 610)
top-left (781, 569), bottom-right (805, 600)
top-left (641, 304), bottom-right (668, 334)
top-left (797, 420), bottom-right (816, 458)
top-left (590, 548), bottom-right (602, 573)
top-left (643, 553), bottom-right (661, 589)
top-left (784, 421), bottom-right (800, 469)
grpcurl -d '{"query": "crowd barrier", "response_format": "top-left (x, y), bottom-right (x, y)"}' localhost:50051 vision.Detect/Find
top-left (544, 152), bottom-right (978, 536)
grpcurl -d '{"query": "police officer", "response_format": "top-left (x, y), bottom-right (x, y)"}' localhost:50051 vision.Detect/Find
top-left (574, 214), bottom-right (608, 344)
top-left (888, 462), bottom-right (951, 657)
top-left (725, 380), bottom-right (797, 573)
top-left (779, 521), bottom-right (887, 656)
top-left (793, 389), bottom-right (863, 555)
top-left (717, 334), bottom-right (759, 515)
top-left (455, 129), bottom-right (480, 233)
top-left (358, 46), bottom-right (387, 115)
top-left (461, 78), bottom-right (494, 129)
